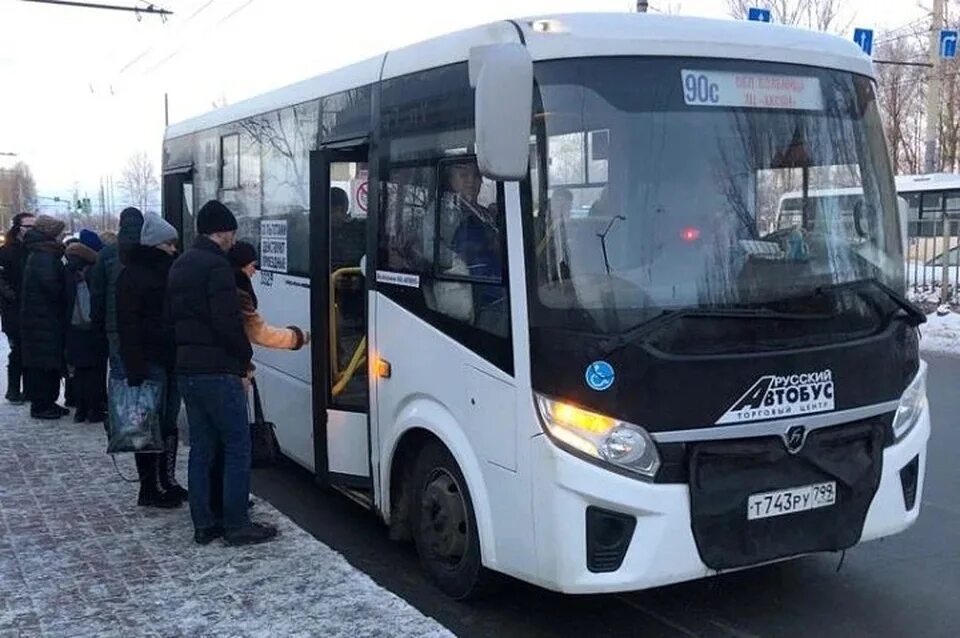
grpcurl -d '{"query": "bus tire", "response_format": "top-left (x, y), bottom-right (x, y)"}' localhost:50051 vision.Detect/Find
top-left (410, 441), bottom-right (495, 600)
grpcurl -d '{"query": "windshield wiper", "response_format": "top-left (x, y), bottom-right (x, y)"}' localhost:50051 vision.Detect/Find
top-left (815, 278), bottom-right (926, 327)
top-left (597, 307), bottom-right (828, 357)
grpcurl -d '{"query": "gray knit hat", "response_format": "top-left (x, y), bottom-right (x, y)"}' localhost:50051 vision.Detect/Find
top-left (139, 212), bottom-right (178, 247)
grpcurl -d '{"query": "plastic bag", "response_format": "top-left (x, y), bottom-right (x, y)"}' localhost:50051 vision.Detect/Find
top-left (107, 376), bottom-right (164, 454)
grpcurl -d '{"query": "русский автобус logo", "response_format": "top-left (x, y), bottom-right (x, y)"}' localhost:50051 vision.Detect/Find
top-left (716, 370), bottom-right (834, 424)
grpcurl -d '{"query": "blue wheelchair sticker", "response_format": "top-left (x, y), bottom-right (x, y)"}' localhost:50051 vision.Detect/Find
top-left (585, 361), bottom-right (615, 391)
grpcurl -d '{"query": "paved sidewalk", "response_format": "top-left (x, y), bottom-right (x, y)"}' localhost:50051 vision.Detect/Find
top-left (0, 338), bottom-right (452, 638)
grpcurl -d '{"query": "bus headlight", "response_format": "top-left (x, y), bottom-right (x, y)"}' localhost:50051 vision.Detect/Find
top-left (892, 361), bottom-right (928, 441)
top-left (535, 394), bottom-right (661, 478)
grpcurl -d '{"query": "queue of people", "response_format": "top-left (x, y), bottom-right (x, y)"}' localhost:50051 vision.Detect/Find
top-left (0, 199), bottom-right (308, 547)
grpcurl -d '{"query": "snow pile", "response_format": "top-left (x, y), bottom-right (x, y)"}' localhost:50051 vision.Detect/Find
top-left (908, 285), bottom-right (946, 305)
top-left (0, 336), bottom-right (454, 638)
top-left (921, 309), bottom-right (960, 356)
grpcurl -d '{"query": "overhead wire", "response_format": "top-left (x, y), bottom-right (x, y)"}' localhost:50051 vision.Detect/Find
top-left (113, 0), bottom-right (220, 78)
top-left (122, 0), bottom-right (258, 81)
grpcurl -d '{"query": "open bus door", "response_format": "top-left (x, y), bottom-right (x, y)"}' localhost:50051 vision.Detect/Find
top-left (309, 144), bottom-right (372, 496)
top-left (162, 165), bottom-right (193, 233)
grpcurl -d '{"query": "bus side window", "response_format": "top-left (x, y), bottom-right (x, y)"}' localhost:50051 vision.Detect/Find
top-left (379, 158), bottom-right (508, 339)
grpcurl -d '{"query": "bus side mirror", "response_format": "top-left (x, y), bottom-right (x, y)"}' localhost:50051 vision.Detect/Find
top-left (897, 196), bottom-right (908, 258)
top-left (469, 43), bottom-right (533, 181)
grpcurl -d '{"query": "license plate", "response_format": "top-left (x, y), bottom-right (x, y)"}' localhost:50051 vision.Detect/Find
top-left (747, 481), bottom-right (836, 520)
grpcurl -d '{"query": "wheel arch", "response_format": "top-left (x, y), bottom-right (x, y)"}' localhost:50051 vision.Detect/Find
top-left (381, 398), bottom-right (496, 566)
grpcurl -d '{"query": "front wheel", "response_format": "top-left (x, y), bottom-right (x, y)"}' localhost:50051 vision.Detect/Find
top-left (410, 442), bottom-right (495, 600)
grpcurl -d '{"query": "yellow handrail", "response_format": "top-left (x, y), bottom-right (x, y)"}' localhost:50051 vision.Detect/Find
top-left (329, 266), bottom-right (364, 380)
top-left (332, 337), bottom-right (367, 397)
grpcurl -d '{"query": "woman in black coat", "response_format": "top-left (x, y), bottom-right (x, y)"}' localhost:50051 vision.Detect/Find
top-left (117, 213), bottom-right (186, 508)
top-left (0, 212), bottom-right (35, 403)
top-left (19, 215), bottom-right (68, 420)
top-left (64, 240), bottom-right (107, 423)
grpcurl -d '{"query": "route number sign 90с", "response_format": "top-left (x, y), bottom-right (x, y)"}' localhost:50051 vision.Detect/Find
top-left (680, 70), bottom-right (824, 111)
top-left (684, 72), bottom-right (720, 104)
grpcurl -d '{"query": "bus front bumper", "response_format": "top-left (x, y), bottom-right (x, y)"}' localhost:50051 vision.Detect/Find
top-left (528, 407), bottom-right (930, 594)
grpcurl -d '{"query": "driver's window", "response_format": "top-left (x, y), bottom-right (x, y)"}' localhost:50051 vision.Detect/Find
top-left (427, 158), bottom-right (508, 338)
top-left (437, 159), bottom-right (502, 282)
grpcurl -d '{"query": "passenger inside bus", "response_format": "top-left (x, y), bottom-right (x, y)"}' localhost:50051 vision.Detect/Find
top-left (589, 184), bottom-right (617, 218)
top-left (330, 187), bottom-right (365, 271)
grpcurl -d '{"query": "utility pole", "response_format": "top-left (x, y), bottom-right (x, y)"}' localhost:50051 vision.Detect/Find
top-left (925, 0), bottom-right (944, 174)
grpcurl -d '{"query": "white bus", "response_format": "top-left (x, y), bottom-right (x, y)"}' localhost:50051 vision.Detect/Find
top-left (162, 14), bottom-right (930, 598)
top-left (891, 173), bottom-right (960, 292)
top-left (896, 172), bottom-right (960, 235)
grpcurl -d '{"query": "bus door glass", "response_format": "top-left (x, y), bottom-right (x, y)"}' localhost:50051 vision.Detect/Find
top-left (329, 159), bottom-right (369, 410)
top-left (162, 169), bottom-right (193, 240)
top-left (310, 147), bottom-right (371, 488)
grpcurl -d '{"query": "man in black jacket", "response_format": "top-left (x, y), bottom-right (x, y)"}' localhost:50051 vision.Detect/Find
top-left (168, 200), bottom-right (275, 546)
top-left (20, 215), bottom-right (68, 419)
top-left (0, 212), bottom-right (35, 404)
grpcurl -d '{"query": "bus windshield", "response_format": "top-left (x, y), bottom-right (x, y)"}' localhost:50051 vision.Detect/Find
top-left (528, 58), bottom-right (903, 338)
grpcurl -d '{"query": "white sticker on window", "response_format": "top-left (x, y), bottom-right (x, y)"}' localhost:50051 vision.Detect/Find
top-left (681, 70), bottom-right (823, 111)
top-left (376, 270), bottom-right (420, 288)
top-left (260, 220), bottom-right (288, 273)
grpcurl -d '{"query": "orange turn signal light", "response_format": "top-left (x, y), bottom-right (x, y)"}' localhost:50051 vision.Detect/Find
top-left (374, 357), bottom-right (392, 379)
top-left (550, 401), bottom-right (615, 434)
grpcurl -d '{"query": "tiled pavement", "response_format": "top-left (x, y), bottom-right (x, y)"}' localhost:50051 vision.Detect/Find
top-left (0, 337), bottom-right (453, 638)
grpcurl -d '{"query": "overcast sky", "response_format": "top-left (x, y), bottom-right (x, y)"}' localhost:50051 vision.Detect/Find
top-left (0, 0), bottom-right (932, 200)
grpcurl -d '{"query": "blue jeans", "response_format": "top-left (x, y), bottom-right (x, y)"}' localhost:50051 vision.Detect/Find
top-left (179, 374), bottom-right (250, 531)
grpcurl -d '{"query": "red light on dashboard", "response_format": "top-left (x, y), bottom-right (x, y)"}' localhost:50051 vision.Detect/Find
top-left (680, 227), bottom-right (701, 242)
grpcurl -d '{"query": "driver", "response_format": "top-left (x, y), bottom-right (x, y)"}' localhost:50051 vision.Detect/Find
top-left (444, 161), bottom-right (507, 333)
top-left (444, 161), bottom-right (502, 280)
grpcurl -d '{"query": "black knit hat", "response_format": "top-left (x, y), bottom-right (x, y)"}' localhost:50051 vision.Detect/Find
top-left (196, 200), bottom-right (238, 235)
top-left (228, 240), bottom-right (258, 269)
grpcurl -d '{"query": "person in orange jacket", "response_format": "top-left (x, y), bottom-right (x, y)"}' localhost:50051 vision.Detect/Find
top-left (228, 241), bottom-right (309, 351)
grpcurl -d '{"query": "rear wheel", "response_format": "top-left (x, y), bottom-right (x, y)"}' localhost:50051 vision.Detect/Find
top-left (410, 442), bottom-right (494, 600)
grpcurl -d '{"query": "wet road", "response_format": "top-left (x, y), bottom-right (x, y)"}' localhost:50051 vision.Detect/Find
top-left (252, 352), bottom-right (960, 638)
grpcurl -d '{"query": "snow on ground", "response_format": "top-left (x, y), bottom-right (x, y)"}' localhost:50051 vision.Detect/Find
top-left (0, 336), bottom-right (453, 638)
top-left (921, 310), bottom-right (960, 357)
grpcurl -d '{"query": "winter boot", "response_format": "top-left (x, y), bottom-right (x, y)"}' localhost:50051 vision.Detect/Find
top-left (135, 454), bottom-right (181, 509)
top-left (158, 433), bottom-right (188, 501)
top-left (64, 377), bottom-right (75, 408)
top-left (5, 365), bottom-right (24, 404)
top-left (30, 405), bottom-right (62, 420)
top-left (224, 522), bottom-right (278, 547)
top-left (73, 398), bottom-right (88, 424)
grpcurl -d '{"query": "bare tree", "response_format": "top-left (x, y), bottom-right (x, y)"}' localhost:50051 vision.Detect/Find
top-left (727, 0), bottom-right (852, 33)
top-left (875, 33), bottom-right (927, 174)
top-left (0, 161), bottom-right (38, 228)
top-left (118, 151), bottom-right (160, 213)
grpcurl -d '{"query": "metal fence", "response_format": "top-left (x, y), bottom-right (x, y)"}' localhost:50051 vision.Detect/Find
top-left (906, 218), bottom-right (960, 304)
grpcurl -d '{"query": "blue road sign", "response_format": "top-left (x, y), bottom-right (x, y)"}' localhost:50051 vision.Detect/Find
top-left (941, 29), bottom-right (958, 59)
top-left (853, 28), bottom-right (874, 56)
top-left (747, 7), bottom-right (772, 22)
